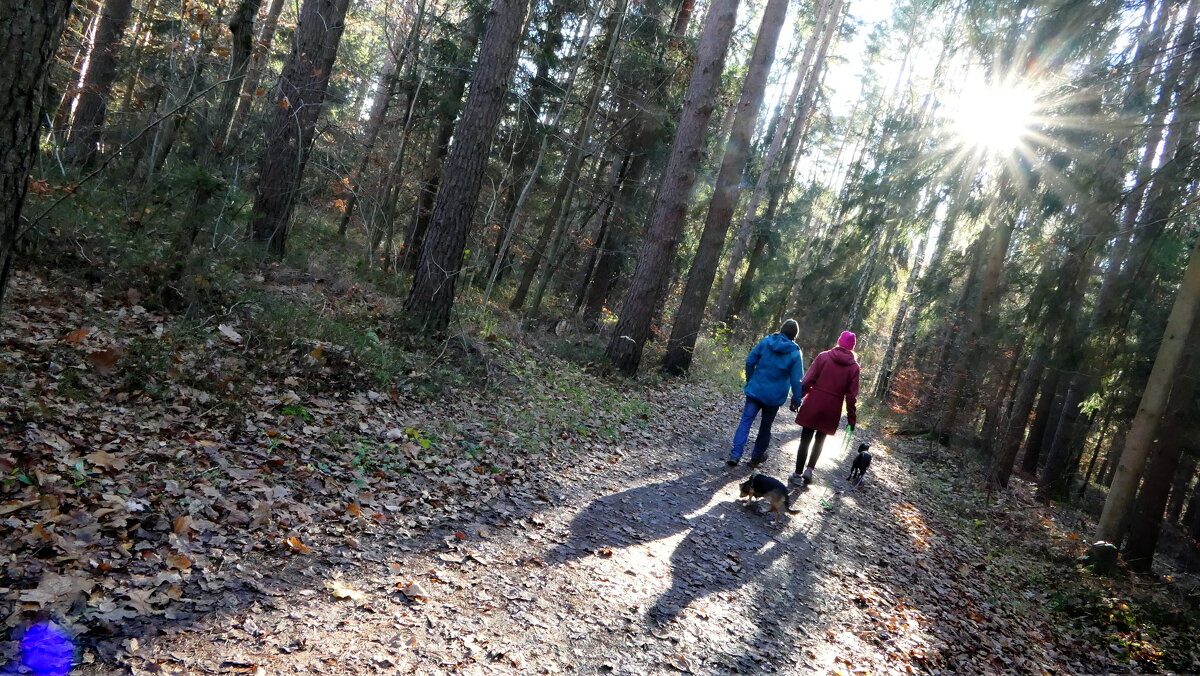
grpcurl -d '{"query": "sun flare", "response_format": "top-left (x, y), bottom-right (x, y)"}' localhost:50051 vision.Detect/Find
top-left (949, 77), bottom-right (1039, 154)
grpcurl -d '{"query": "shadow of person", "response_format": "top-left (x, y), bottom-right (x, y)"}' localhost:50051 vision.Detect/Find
top-left (545, 469), bottom-right (738, 565)
top-left (646, 497), bottom-right (800, 626)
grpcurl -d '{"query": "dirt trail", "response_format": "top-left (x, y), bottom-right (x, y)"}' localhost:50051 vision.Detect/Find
top-left (62, 403), bottom-right (1100, 675)
top-left (60, 408), bottom-right (933, 675)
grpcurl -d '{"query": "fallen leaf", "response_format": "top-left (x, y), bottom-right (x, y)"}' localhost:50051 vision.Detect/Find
top-left (398, 581), bottom-right (429, 603)
top-left (667, 654), bottom-right (695, 673)
top-left (63, 328), bottom-right (90, 344)
top-left (167, 553), bottom-right (192, 570)
top-left (325, 581), bottom-right (366, 602)
top-left (86, 348), bottom-right (123, 374)
top-left (173, 515), bottom-right (193, 536)
top-left (346, 504), bottom-right (363, 517)
top-left (0, 500), bottom-right (40, 516)
top-left (218, 324), bottom-right (243, 344)
top-left (20, 573), bottom-right (96, 606)
top-left (85, 450), bottom-right (129, 471)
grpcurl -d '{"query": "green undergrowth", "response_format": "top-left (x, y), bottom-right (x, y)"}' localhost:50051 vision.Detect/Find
top-left (897, 437), bottom-right (1200, 672)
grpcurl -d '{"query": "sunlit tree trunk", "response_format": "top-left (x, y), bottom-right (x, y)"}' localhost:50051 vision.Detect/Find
top-left (403, 0), bottom-right (532, 331)
top-left (604, 0), bottom-right (742, 375)
top-left (337, 9), bottom-right (424, 236)
top-left (64, 0), bottom-right (133, 166)
top-left (661, 0), bottom-right (789, 374)
top-left (713, 0), bottom-right (841, 322)
top-left (249, 0), bottom-right (352, 255)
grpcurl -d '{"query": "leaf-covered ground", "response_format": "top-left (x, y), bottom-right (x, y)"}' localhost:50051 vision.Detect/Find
top-left (3, 270), bottom-right (1198, 674)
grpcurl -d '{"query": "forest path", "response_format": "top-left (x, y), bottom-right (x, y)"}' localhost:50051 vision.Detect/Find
top-left (78, 405), bottom-right (964, 675)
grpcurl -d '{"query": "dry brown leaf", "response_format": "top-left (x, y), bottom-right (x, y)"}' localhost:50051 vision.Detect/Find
top-left (166, 553), bottom-right (193, 570)
top-left (63, 328), bottom-right (90, 344)
top-left (86, 347), bottom-right (123, 374)
top-left (172, 515), bottom-right (193, 536)
top-left (0, 500), bottom-right (40, 516)
top-left (85, 450), bottom-right (129, 471)
top-left (346, 504), bottom-right (363, 517)
top-left (20, 573), bottom-right (96, 605)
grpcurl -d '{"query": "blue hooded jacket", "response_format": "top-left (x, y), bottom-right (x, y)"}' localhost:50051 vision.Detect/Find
top-left (744, 333), bottom-right (805, 407)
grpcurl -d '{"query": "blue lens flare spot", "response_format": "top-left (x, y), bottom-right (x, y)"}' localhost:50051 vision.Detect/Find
top-left (19, 622), bottom-right (75, 676)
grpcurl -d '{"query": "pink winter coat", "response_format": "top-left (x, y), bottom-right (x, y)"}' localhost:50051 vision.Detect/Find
top-left (794, 346), bottom-right (860, 436)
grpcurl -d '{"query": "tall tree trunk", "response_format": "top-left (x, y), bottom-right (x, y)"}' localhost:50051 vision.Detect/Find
top-left (1094, 234), bottom-right (1200, 546)
top-left (1022, 360), bottom-right (1062, 475)
top-left (604, 0), bottom-right (742, 376)
top-left (248, 0), bottom-right (352, 255)
top-left (1167, 454), bottom-right (1197, 524)
top-left (63, 0), bottom-right (133, 166)
top-left (483, 2), bottom-right (601, 299)
top-left (488, 0), bottom-right (568, 280)
top-left (337, 10), bottom-right (424, 236)
top-left (936, 182), bottom-right (1016, 438)
top-left (404, 8), bottom-right (486, 270)
top-left (518, 0), bottom-right (628, 316)
top-left (730, 231), bottom-right (768, 320)
top-left (222, 0), bottom-right (285, 149)
top-left (1121, 321), bottom-right (1199, 573)
top-left (1, 0), bottom-right (74, 314)
top-left (988, 343), bottom-right (1047, 488)
top-left (403, 0), bottom-right (532, 331)
top-left (208, 0), bottom-right (264, 157)
top-left (660, 0), bottom-right (788, 374)
top-left (713, 0), bottom-right (842, 321)
top-left (670, 0), bottom-right (695, 36)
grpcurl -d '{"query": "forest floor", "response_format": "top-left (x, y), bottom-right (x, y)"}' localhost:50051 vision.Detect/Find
top-left (3, 268), bottom-right (1199, 675)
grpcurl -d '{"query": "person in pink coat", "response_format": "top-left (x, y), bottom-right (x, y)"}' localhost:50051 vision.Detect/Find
top-left (792, 331), bottom-right (861, 484)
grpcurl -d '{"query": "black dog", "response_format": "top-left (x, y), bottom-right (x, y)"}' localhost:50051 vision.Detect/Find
top-left (847, 443), bottom-right (872, 483)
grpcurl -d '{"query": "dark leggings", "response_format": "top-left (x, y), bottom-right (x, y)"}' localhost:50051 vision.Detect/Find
top-left (795, 427), bottom-right (827, 473)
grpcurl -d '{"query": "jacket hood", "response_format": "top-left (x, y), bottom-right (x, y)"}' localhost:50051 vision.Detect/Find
top-left (829, 346), bottom-right (857, 365)
top-left (766, 333), bottom-right (799, 354)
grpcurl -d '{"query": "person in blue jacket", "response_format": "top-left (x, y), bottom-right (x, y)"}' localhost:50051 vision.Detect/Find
top-left (727, 319), bottom-right (805, 467)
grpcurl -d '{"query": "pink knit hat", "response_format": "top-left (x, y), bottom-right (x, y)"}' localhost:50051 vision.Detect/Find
top-left (837, 331), bottom-right (856, 350)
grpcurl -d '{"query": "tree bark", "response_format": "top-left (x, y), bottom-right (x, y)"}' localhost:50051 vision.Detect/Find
top-left (660, 0), bottom-right (789, 374)
top-left (520, 0), bottom-right (628, 316)
top-left (1094, 234), bottom-right (1200, 546)
top-left (403, 0), bottom-right (532, 331)
top-left (208, 0), bottom-right (264, 157)
top-left (404, 8), bottom-right (486, 270)
top-left (1122, 321), bottom-right (1198, 573)
top-left (713, 0), bottom-right (842, 321)
top-left (1, 0), bottom-right (74, 314)
top-left (64, 0), bottom-right (133, 166)
top-left (248, 0), bottom-right (352, 255)
top-left (337, 10), bottom-right (424, 236)
top-left (604, 0), bottom-right (742, 375)
top-left (987, 343), bottom-right (1047, 488)
top-left (222, 0), bottom-right (285, 149)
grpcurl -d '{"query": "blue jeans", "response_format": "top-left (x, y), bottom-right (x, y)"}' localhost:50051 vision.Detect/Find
top-left (730, 397), bottom-right (779, 462)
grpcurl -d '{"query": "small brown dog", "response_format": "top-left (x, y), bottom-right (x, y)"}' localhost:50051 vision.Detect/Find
top-left (738, 473), bottom-right (798, 526)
